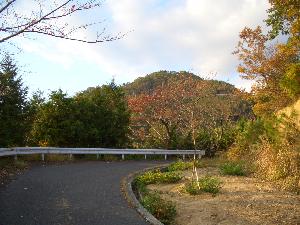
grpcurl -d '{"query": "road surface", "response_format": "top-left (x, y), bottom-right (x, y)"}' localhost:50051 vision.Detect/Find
top-left (0, 161), bottom-right (164, 225)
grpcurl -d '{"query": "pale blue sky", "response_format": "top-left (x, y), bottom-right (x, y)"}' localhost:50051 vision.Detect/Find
top-left (4, 0), bottom-right (271, 96)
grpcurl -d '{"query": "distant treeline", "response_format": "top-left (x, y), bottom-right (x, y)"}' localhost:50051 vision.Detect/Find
top-left (0, 55), bottom-right (129, 148)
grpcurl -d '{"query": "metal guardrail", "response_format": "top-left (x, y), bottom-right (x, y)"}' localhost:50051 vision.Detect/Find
top-left (0, 147), bottom-right (205, 160)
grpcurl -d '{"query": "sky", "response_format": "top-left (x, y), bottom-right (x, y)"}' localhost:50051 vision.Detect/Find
top-left (4, 0), bottom-right (271, 96)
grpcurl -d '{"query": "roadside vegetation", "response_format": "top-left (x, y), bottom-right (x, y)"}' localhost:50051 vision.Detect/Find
top-left (219, 161), bottom-right (246, 176)
top-left (135, 170), bottom-right (183, 185)
top-left (145, 158), bottom-right (300, 225)
top-left (140, 192), bottom-right (176, 225)
top-left (167, 160), bottom-right (194, 171)
top-left (133, 169), bottom-right (182, 225)
top-left (185, 176), bottom-right (222, 195)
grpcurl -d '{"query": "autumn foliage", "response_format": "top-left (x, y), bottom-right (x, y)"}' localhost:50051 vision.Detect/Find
top-left (229, 0), bottom-right (300, 191)
top-left (127, 71), bottom-right (252, 152)
top-left (234, 0), bottom-right (300, 117)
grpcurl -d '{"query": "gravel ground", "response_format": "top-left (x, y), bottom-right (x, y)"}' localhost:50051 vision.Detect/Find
top-left (148, 167), bottom-right (300, 225)
top-left (0, 161), bottom-right (164, 225)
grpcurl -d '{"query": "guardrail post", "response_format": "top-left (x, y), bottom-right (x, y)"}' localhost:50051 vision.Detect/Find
top-left (41, 153), bottom-right (45, 161)
top-left (69, 154), bottom-right (73, 160)
top-left (183, 154), bottom-right (185, 160)
top-left (14, 154), bottom-right (18, 161)
top-left (122, 154), bottom-right (125, 160)
top-left (164, 154), bottom-right (167, 160)
top-left (198, 154), bottom-right (202, 159)
top-left (144, 154), bottom-right (147, 160)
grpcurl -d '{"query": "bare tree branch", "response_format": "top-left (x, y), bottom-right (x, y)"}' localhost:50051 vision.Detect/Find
top-left (0, 0), bottom-right (16, 14)
top-left (0, 0), bottom-right (124, 44)
top-left (23, 30), bottom-right (126, 43)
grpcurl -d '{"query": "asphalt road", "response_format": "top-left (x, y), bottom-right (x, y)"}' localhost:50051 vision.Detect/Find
top-left (0, 161), bottom-right (164, 225)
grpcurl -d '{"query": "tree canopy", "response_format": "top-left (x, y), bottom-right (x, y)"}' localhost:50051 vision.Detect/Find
top-left (126, 71), bottom-right (252, 151)
top-left (0, 54), bottom-right (28, 146)
top-left (234, 0), bottom-right (300, 116)
top-left (28, 82), bottom-right (130, 148)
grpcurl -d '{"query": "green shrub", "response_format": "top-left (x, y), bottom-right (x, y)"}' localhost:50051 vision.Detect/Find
top-left (228, 116), bottom-right (300, 192)
top-left (167, 160), bottom-right (193, 171)
top-left (0, 157), bottom-right (14, 168)
top-left (220, 162), bottom-right (246, 176)
top-left (136, 170), bottom-right (183, 185)
top-left (185, 181), bottom-right (201, 195)
top-left (168, 160), bottom-right (203, 172)
top-left (185, 176), bottom-right (222, 195)
top-left (21, 154), bottom-right (41, 161)
top-left (141, 192), bottom-right (176, 225)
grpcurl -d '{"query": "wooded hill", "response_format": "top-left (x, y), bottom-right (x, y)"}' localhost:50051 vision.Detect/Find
top-left (124, 71), bottom-right (234, 96)
top-left (124, 71), bottom-right (253, 151)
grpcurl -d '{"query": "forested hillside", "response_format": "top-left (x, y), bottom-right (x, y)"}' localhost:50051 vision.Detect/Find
top-left (123, 71), bottom-right (202, 95)
top-left (125, 71), bottom-right (253, 153)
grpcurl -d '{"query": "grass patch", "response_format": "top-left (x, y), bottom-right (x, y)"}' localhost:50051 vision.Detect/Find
top-left (14, 160), bottom-right (28, 169)
top-left (0, 157), bottom-right (14, 168)
top-left (198, 156), bottom-right (226, 168)
top-left (141, 192), bottom-right (176, 225)
top-left (135, 170), bottom-right (183, 185)
top-left (220, 162), bottom-right (246, 176)
top-left (133, 169), bottom-right (179, 225)
top-left (167, 160), bottom-right (192, 171)
top-left (20, 154), bottom-right (41, 161)
top-left (0, 157), bottom-right (28, 169)
top-left (185, 176), bottom-right (222, 195)
top-left (167, 159), bottom-right (206, 172)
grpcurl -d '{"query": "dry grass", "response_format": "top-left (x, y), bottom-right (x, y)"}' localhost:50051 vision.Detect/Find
top-left (147, 166), bottom-right (300, 225)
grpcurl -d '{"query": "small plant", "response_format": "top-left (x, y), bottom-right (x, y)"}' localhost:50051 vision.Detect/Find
top-left (136, 170), bottom-right (183, 185)
top-left (141, 192), bottom-right (176, 225)
top-left (185, 176), bottom-right (222, 195)
top-left (185, 181), bottom-right (201, 195)
top-left (220, 162), bottom-right (246, 176)
top-left (168, 160), bottom-right (192, 171)
top-left (167, 160), bottom-right (202, 172)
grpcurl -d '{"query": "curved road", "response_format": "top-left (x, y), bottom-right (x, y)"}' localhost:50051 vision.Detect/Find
top-left (0, 161), bottom-right (164, 225)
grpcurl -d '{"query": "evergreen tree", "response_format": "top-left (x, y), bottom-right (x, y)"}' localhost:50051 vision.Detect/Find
top-left (0, 54), bottom-right (28, 147)
top-left (28, 81), bottom-right (130, 148)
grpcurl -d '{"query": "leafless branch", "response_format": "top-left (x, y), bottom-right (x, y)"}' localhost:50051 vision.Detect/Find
top-left (0, 0), bottom-right (124, 44)
top-left (0, 0), bottom-right (16, 14)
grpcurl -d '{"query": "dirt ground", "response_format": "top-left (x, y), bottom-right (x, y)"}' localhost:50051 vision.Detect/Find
top-left (148, 167), bottom-right (300, 225)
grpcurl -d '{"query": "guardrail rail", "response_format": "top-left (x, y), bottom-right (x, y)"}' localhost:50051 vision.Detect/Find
top-left (0, 147), bottom-right (205, 161)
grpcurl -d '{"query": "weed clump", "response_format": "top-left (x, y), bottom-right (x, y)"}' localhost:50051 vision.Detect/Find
top-left (185, 176), bottom-right (222, 195)
top-left (167, 160), bottom-right (193, 171)
top-left (13, 160), bottom-right (28, 169)
top-left (135, 170), bottom-right (183, 185)
top-left (134, 169), bottom-right (179, 225)
top-left (141, 192), bottom-right (176, 225)
top-left (220, 162), bottom-right (246, 176)
top-left (167, 160), bottom-right (202, 172)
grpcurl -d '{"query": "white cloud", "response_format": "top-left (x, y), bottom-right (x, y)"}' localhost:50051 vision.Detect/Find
top-left (15, 0), bottom-right (271, 92)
